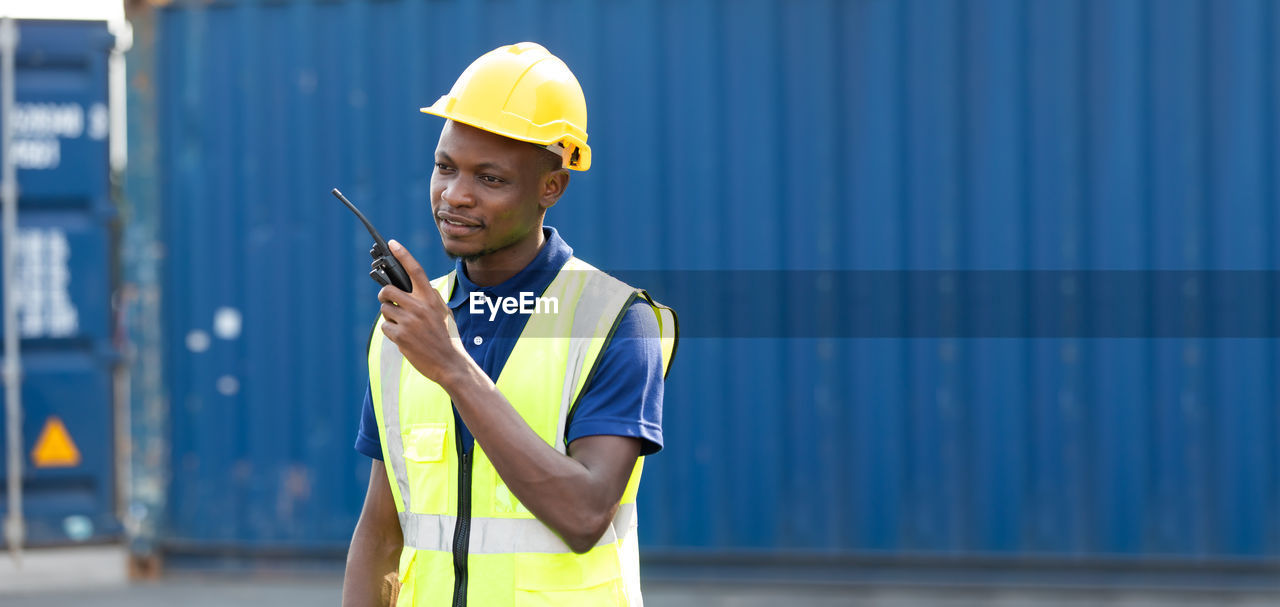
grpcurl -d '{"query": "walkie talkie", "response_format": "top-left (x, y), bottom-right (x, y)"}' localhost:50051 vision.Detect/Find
top-left (331, 188), bottom-right (413, 292)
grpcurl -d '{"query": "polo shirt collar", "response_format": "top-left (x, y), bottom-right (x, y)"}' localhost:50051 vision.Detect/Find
top-left (446, 226), bottom-right (573, 309)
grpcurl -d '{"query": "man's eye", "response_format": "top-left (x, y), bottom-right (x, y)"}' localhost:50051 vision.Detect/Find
top-left (435, 162), bottom-right (453, 172)
top-left (480, 175), bottom-right (504, 184)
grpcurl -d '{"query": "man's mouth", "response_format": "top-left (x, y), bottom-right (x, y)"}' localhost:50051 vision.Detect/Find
top-left (437, 211), bottom-right (482, 236)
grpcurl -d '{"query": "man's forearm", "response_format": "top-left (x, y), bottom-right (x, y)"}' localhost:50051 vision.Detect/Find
top-left (342, 523), bottom-right (402, 606)
top-left (343, 460), bottom-right (404, 607)
top-left (440, 360), bottom-right (628, 552)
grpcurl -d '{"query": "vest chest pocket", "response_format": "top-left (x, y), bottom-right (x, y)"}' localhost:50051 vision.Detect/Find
top-left (402, 422), bottom-right (450, 514)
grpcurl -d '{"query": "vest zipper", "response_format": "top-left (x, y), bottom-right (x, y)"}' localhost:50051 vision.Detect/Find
top-left (451, 426), bottom-right (472, 607)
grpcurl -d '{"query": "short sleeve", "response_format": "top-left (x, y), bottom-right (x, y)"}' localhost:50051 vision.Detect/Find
top-left (565, 300), bottom-right (665, 456)
top-left (355, 384), bottom-right (384, 460)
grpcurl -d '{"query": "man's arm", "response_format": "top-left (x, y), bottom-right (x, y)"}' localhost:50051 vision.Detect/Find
top-left (450, 371), bottom-right (642, 553)
top-left (376, 240), bottom-right (641, 554)
top-left (342, 460), bottom-right (404, 606)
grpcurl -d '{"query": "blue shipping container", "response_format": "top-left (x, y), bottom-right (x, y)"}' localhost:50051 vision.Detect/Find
top-left (0, 19), bottom-right (120, 546)
top-left (136, 0), bottom-right (1279, 578)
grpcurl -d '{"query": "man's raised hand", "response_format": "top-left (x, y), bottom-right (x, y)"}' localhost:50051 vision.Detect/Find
top-left (377, 240), bottom-right (470, 385)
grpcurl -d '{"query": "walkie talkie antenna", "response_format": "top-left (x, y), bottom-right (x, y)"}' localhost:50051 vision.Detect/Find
top-left (332, 187), bottom-right (413, 292)
top-left (332, 188), bottom-right (390, 251)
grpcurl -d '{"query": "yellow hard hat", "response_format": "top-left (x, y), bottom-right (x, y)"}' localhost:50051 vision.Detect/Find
top-left (421, 42), bottom-right (592, 171)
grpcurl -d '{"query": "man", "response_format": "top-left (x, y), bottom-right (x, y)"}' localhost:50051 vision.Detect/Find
top-left (341, 42), bottom-right (677, 607)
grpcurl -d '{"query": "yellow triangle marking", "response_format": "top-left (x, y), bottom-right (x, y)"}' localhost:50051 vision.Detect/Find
top-left (31, 415), bottom-right (81, 468)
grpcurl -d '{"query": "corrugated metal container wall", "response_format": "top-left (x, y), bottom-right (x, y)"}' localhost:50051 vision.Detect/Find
top-left (144, 0), bottom-right (1280, 567)
top-left (0, 20), bottom-right (119, 546)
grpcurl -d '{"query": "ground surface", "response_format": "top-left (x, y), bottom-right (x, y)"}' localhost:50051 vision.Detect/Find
top-left (4, 576), bottom-right (1280, 607)
top-left (2, 547), bottom-right (1277, 606)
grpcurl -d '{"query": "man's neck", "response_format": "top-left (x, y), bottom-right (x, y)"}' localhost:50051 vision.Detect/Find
top-left (463, 227), bottom-right (546, 287)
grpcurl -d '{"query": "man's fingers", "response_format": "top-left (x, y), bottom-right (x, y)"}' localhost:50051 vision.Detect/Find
top-left (380, 302), bottom-right (401, 323)
top-left (388, 239), bottom-right (451, 311)
top-left (388, 239), bottom-right (430, 292)
top-left (377, 285), bottom-right (401, 305)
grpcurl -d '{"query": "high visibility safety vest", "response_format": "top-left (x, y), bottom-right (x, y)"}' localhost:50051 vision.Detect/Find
top-left (369, 256), bottom-right (678, 607)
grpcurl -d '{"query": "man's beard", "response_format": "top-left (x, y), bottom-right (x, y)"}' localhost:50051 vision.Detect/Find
top-left (447, 250), bottom-right (487, 263)
top-left (445, 239), bottom-right (515, 263)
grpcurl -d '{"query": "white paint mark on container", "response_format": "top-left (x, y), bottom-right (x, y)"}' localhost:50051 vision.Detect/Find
top-left (14, 102), bottom-right (83, 138)
top-left (63, 514), bottom-right (93, 541)
top-left (12, 137), bottom-right (59, 169)
top-left (213, 306), bottom-right (242, 340)
top-left (185, 329), bottom-right (210, 353)
top-left (216, 375), bottom-right (240, 396)
top-left (14, 228), bottom-right (78, 337)
top-left (88, 102), bottom-right (109, 140)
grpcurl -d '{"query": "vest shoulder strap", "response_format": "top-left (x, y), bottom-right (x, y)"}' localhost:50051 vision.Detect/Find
top-left (430, 271), bottom-right (456, 299)
top-left (559, 258), bottom-right (680, 429)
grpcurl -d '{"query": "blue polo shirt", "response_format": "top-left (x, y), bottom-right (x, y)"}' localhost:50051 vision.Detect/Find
top-left (355, 226), bottom-right (664, 457)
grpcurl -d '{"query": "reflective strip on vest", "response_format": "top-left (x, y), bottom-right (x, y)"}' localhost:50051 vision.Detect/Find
top-left (380, 333), bottom-right (413, 510)
top-left (400, 503), bottom-right (637, 554)
top-left (553, 268), bottom-right (636, 453)
top-left (376, 273), bottom-right (456, 514)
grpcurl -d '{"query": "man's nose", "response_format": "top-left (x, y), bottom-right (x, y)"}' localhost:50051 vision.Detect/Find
top-left (440, 177), bottom-right (476, 208)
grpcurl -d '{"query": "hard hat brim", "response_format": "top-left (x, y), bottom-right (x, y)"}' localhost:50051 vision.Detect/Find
top-left (420, 105), bottom-right (592, 171)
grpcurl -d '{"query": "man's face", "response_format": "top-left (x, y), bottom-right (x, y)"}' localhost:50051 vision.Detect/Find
top-left (430, 121), bottom-right (559, 261)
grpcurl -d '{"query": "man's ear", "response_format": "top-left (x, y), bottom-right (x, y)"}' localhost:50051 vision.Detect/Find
top-left (539, 169), bottom-right (570, 211)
